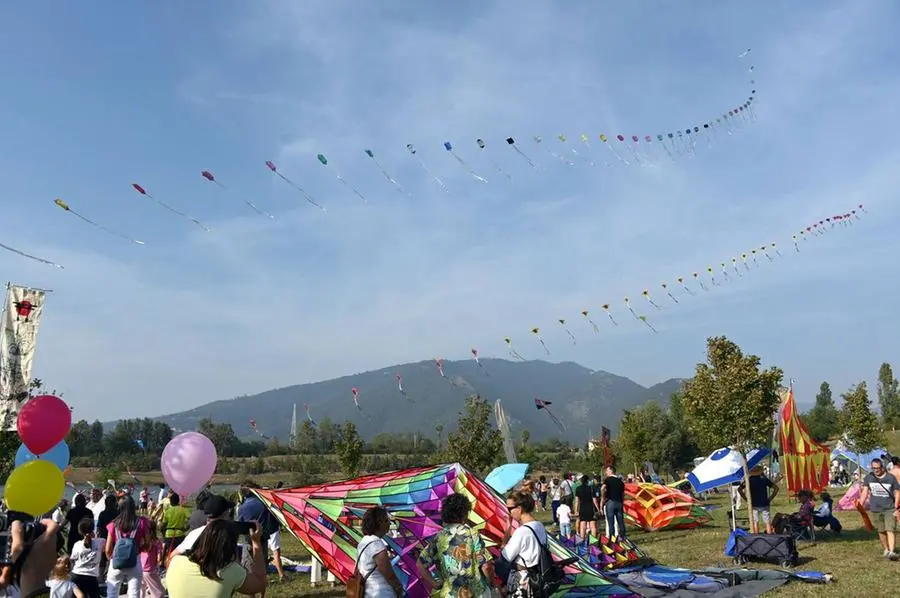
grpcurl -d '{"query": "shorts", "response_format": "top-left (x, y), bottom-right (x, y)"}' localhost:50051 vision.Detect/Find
top-left (753, 508), bottom-right (771, 525)
top-left (873, 510), bottom-right (898, 533)
top-left (267, 530), bottom-right (281, 552)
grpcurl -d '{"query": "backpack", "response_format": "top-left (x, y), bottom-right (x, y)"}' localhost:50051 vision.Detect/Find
top-left (524, 525), bottom-right (568, 597)
top-left (345, 539), bottom-right (377, 598)
top-left (111, 524), bottom-right (139, 570)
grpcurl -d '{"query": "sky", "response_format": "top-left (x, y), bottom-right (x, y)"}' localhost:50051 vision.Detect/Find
top-left (1, 0), bottom-right (899, 423)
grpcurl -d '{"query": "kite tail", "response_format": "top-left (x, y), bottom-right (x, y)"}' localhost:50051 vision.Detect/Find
top-left (641, 318), bottom-right (658, 334)
top-left (0, 241), bottom-right (64, 268)
top-left (336, 174), bottom-right (368, 204)
top-left (490, 159), bottom-right (512, 181)
top-left (666, 292), bottom-right (679, 304)
top-left (627, 306), bottom-right (640, 321)
top-left (72, 210), bottom-right (145, 245)
top-left (565, 329), bottom-right (577, 345)
top-left (547, 410), bottom-right (566, 433)
top-left (511, 146), bottom-right (537, 168)
top-left (606, 312), bottom-right (618, 326)
top-left (605, 143), bottom-right (630, 165)
top-left (682, 285), bottom-right (696, 296)
top-left (538, 339), bottom-right (551, 355)
top-left (451, 152), bottom-right (488, 183)
top-left (699, 281), bottom-right (709, 292)
top-left (414, 157), bottom-right (448, 191)
top-left (589, 319), bottom-right (600, 334)
top-left (509, 349), bottom-right (525, 361)
top-left (373, 159), bottom-right (409, 195)
top-left (571, 147), bottom-right (595, 167)
top-left (154, 198), bottom-right (210, 231)
top-left (243, 199), bottom-right (275, 220)
top-left (649, 299), bottom-right (662, 310)
top-left (278, 173), bottom-right (327, 211)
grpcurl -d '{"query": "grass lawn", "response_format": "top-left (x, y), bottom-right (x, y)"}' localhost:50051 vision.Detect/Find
top-left (263, 488), bottom-right (897, 597)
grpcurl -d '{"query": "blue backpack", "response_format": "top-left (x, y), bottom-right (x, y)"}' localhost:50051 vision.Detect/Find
top-left (111, 526), bottom-right (139, 569)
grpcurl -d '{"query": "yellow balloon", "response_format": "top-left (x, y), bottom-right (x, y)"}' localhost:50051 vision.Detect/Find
top-left (5, 460), bottom-right (65, 516)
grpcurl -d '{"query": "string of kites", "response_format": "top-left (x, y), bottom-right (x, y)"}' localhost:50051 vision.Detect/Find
top-left (1, 50), bottom-right (757, 269)
top-left (298, 205), bottom-right (864, 432)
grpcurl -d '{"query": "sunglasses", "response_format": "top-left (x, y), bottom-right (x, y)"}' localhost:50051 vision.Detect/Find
top-left (506, 504), bottom-right (520, 512)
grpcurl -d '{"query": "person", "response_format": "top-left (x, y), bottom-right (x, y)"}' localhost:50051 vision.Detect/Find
top-left (105, 496), bottom-right (150, 598)
top-left (548, 478), bottom-right (562, 526)
top-left (161, 493), bottom-right (190, 561)
top-left (237, 481), bottom-right (279, 561)
top-left (47, 555), bottom-right (85, 598)
top-left (538, 476), bottom-right (548, 511)
top-left (354, 507), bottom-right (403, 598)
top-left (499, 491), bottom-right (548, 597)
top-left (167, 495), bottom-right (235, 567)
top-left (573, 475), bottom-right (598, 539)
top-left (738, 466), bottom-right (778, 534)
top-left (139, 519), bottom-right (164, 598)
top-left (859, 457), bottom-right (900, 560)
top-left (96, 495), bottom-right (118, 542)
top-left (555, 500), bottom-right (572, 539)
top-left (156, 485), bottom-right (168, 506)
top-left (69, 518), bottom-right (105, 598)
top-left (789, 489), bottom-right (815, 531)
top-left (267, 528), bottom-right (285, 584)
top-left (813, 491), bottom-right (842, 534)
top-left (166, 520), bottom-right (267, 597)
top-left (85, 490), bottom-right (106, 528)
top-left (559, 474), bottom-right (574, 508)
top-left (188, 490), bottom-right (212, 532)
top-left (138, 489), bottom-right (149, 512)
top-left (65, 495), bottom-right (94, 555)
top-left (600, 466), bottom-right (626, 538)
top-left (418, 493), bottom-right (492, 598)
top-left (51, 499), bottom-right (68, 526)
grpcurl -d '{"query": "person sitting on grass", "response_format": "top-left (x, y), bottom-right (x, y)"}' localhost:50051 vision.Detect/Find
top-left (813, 491), bottom-right (842, 534)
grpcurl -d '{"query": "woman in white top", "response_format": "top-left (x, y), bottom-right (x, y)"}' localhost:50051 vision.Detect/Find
top-left (356, 507), bottom-right (403, 598)
top-left (500, 491), bottom-right (548, 596)
top-left (69, 518), bottom-right (105, 598)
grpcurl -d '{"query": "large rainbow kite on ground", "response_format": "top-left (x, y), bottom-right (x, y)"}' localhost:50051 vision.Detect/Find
top-left (778, 385), bottom-right (830, 494)
top-left (253, 463), bottom-right (637, 597)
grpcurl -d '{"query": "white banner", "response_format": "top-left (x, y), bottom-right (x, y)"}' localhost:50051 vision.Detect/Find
top-left (0, 284), bottom-right (47, 430)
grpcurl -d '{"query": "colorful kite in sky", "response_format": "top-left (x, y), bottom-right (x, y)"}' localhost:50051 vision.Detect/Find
top-left (131, 183), bottom-right (209, 231)
top-left (201, 170), bottom-right (274, 219)
top-left (252, 463), bottom-right (636, 597)
top-left (0, 241), bottom-right (63, 268)
top-left (535, 398), bottom-right (566, 433)
top-left (54, 198), bottom-right (145, 244)
top-left (265, 161), bottom-right (326, 211)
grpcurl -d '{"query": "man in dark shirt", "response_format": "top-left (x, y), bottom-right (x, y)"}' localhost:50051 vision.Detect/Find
top-left (600, 466), bottom-right (627, 538)
top-left (237, 481), bottom-right (279, 563)
top-left (738, 465), bottom-right (778, 534)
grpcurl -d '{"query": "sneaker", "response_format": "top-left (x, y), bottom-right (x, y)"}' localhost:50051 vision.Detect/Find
top-left (887, 551), bottom-right (899, 561)
top-left (885, 550), bottom-right (891, 557)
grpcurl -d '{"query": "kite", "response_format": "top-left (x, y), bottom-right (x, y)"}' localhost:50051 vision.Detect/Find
top-left (581, 310), bottom-right (600, 334)
top-left (601, 304), bottom-right (618, 326)
top-left (443, 142), bottom-right (487, 183)
top-left (599, 134), bottom-right (628, 165)
top-left (792, 234), bottom-right (800, 252)
top-left (304, 404), bottom-right (317, 428)
top-left (660, 283), bottom-right (678, 304)
top-left (505, 137), bottom-right (536, 168)
top-left (474, 138), bottom-right (511, 181)
top-left (558, 319), bottom-right (577, 344)
top-left (470, 348), bottom-right (487, 374)
top-left (778, 384), bottom-right (830, 494)
top-left (617, 134), bottom-right (642, 166)
top-left (201, 170), bottom-right (274, 219)
top-left (558, 535), bottom-right (652, 572)
top-left (623, 297), bottom-right (639, 321)
top-left (406, 144), bottom-right (447, 191)
top-left (534, 135), bottom-right (574, 166)
top-left (535, 398), bottom-right (566, 433)
top-left (0, 241), bottom-right (63, 269)
top-left (434, 358), bottom-right (446, 379)
top-left (265, 161), bottom-right (326, 211)
top-left (641, 290), bottom-right (661, 310)
top-left (637, 315), bottom-right (657, 334)
top-left (503, 337), bottom-right (525, 361)
top-left (131, 183), bottom-right (209, 231)
top-left (624, 483), bottom-right (711, 532)
top-left (720, 262), bottom-right (730, 279)
top-left (54, 198), bottom-right (145, 245)
top-left (363, 150), bottom-right (407, 196)
top-left (252, 464), bottom-right (635, 597)
top-left (249, 418), bottom-right (269, 440)
top-left (350, 387), bottom-right (371, 419)
top-left (706, 267), bottom-right (718, 286)
top-left (531, 327), bottom-right (550, 354)
top-left (692, 272), bottom-right (708, 292)
top-left (676, 277), bottom-right (695, 296)
top-left (316, 154), bottom-right (367, 204)
top-left (395, 373), bottom-right (410, 401)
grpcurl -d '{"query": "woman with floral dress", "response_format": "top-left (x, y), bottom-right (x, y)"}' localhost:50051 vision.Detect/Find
top-left (418, 493), bottom-right (496, 598)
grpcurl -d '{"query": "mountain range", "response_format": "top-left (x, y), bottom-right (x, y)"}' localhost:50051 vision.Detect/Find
top-left (144, 359), bottom-right (684, 442)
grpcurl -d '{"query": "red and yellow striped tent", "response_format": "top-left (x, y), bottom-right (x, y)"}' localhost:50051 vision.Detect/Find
top-left (778, 385), bottom-right (830, 493)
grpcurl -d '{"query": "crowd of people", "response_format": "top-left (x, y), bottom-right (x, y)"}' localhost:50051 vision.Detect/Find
top-left (0, 480), bottom-right (281, 598)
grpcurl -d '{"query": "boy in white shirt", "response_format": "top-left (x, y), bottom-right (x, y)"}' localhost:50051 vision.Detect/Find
top-left (556, 501), bottom-right (572, 538)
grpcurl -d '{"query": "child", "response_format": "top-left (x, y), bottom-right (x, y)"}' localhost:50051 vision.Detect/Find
top-left (140, 520), bottom-right (165, 598)
top-left (48, 555), bottom-right (86, 598)
top-left (556, 499), bottom-right (573, 539)
top-left (69, 518), bottom-right (104, 598)
top-left (814, 491), bottom-right (843, 534)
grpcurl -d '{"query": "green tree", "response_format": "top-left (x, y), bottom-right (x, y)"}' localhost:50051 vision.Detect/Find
top-left (681, 336), bottom-right (783, 523)
top-left (336, 421), bottom-right (364, 478)
top-left (803, 381), bottom-right (840, 442)
top-left (840, 382), bottom-right (885, 460)
top-left (877, 363), bottom-right (900, 429)
top-left (617, 401), bottom-right (697, 476)
top-left (196, 418), bottom-right (240, 457)
top-left (443, 395), bottom-right (503, 476)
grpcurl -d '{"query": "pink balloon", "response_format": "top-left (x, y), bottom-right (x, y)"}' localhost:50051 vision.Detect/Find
top-left (161, 432), bottom-right (217, 496)
top-left (17, 395), bottom-right (71, 455)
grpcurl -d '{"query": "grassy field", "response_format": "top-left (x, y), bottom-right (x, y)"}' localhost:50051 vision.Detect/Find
top-left (263, 488), bottom-right (898, 597)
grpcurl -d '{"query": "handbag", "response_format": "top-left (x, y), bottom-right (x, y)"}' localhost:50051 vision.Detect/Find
top-left (346, 540), bottom-right (377, 598)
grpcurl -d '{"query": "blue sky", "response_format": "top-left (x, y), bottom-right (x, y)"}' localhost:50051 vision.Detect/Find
top-left (1, 0), bottom-right (899, 422)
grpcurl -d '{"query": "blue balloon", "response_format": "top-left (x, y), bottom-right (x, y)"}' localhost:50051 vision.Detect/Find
top-left (14, 440), bottom-right (70, 471)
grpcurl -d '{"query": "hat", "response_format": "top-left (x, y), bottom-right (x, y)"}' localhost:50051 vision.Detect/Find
top-left (203, 495), bottom-right (234, 518)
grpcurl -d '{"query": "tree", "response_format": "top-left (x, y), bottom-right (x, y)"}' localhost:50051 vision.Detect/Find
top-left (877, 363), bottom-right (900, 429)
top-left (196, 418), bottom-right (239, 457)
top-left (681, 336), bottom-right (783, 523)
top-left (840, 382), bottom-right (885, 460)
top-left (803, 381), bottom-right (840, 442)
top-left (336, 421), bottom-right (364, 478)
top-left (617, 401), bottom-right (697, 476)
top-left (443, 395), bottom-right (503, 476)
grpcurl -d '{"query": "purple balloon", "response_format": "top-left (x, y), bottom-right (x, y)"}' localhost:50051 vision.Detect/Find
top-left (161, 432), bottom-right (217, 496)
